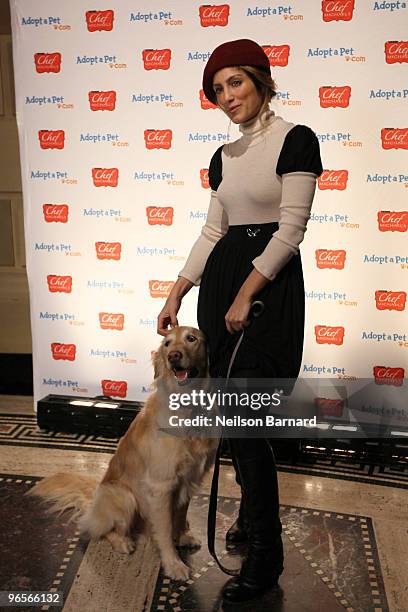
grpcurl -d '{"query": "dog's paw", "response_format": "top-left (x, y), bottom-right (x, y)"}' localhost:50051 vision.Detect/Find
top-left (163, 557), bottom-right (190, 581)
top-left (176, 532), bottom-right (201, 549)
top-left (109, 534), bottom-right (136, 554)
top-left (122, 536), bottom-right (136, 554)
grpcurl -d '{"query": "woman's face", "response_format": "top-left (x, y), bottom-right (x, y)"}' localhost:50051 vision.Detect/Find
top-left (212, 66), bottom-right (263, 124)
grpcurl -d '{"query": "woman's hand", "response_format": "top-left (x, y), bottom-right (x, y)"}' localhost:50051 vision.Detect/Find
top-left (225, 293), bottom-right (252, 334)
top-left (225, 268), bottom-right (270, 334)
top-left (156, 276), bottom-right (194, 336)
top-left (157, 294), bottom-right (182, 336)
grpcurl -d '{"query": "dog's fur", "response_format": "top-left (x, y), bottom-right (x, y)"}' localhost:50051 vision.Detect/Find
top-left (28, 326), bottom-right (217, 581)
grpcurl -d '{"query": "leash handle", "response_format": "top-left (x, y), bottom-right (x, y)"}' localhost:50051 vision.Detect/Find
top-left (207, 301), bottom-right (264, 576)
top-left (247, 300), bottom-right (264, 321)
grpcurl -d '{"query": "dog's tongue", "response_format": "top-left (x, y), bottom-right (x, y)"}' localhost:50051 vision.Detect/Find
top-left (175, 369), bottom-right (188, 382)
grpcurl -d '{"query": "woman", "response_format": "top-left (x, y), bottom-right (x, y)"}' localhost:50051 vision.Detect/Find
top-left (157, 39), bottom-right (323, 603)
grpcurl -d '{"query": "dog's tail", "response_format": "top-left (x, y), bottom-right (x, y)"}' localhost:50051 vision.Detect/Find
top-left (78, 481), bottom-right (137, 539)
top-left (27, 472), bottom-right (98, 523)
top-left (28, 472), bottom-right (138, 540)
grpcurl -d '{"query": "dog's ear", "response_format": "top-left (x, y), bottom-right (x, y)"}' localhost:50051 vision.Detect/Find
top-left (152, 344), bottom-right (166, 379)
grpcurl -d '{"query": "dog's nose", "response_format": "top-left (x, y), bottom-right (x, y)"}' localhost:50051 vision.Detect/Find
top-left (168, 350), bottom-right (182, 364)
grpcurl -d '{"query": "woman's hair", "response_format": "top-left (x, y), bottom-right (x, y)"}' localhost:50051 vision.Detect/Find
top-left (239, 65), bottom-right (278, 117)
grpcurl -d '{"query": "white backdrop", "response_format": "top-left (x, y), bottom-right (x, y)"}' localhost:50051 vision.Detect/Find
top-left (10, 1), bottom-right (407, 404)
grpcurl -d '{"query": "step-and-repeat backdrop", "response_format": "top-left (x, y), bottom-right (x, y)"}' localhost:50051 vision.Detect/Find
top-left (10, 1), bottom-right (407, 405)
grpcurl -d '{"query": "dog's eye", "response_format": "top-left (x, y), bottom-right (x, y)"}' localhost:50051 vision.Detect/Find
top-left (186, 335), bottom-right (197, 343)
top-left (164, 340), bottom-right (171, 347)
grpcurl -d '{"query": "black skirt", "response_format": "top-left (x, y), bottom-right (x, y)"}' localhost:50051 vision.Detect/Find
top-left (197, 223), bottom-right (305, 380)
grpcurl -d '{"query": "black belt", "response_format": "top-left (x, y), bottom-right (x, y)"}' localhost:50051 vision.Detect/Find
top-left (207, 300), bottom-right (265, 575)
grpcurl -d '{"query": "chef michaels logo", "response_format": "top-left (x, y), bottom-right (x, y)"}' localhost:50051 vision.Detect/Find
top-left (34, 53), bottom-right (61, 73)
top-left (375, 290), bottom-right (406, 311)
top-left (142, 49), bottom-right (171, 70)
top-left (43, 204), bottom-right (69, 223)
top-left (199, 90), bottom-right (218, 110)
top-left (200, 169), bottom-right (209, 188)
top-left (144, 130), bottom-right (172, 150)
top-left (199, 4), bottom-right (230, 27)
top-left (314, 325), bottom-right (345, 345)
top-left (51, 343), bottom-right (76, 361)
top-left (92, 168), bottom-right (118, 187)
top-left (99, 313), bottom-right (124, 330)
top-left (85, 10), bottom-right (114, 32)
top-left (377, 211), bottom-right (408, 232)
top-left (146, 206), bottom-right (174, 226)
top-left (149, 281), bottom-right (175, 298)
top-left (373, 366), bottom-right (405, 386)
top-left (95, 242), bottom-right (121, 261)
top-left (381, 128), bottom-right (408, 150)
top-left (319, 86), bottom-right (351, 108)
top-left (385, 41), bottom-right (408, 63)
top-left (315, 398), bottom-right (344, 418)
top-left (318, 170), bottom-right (348, 190)
top-left (262, 45), bottom-right (290, 67)
top-left (88, 91), bottom-right (116, 111)
top-left (38, 130), bottom-right (65, 149)
top-left (101, 379), bottom-right (127, 398)
top-left (315, 250), bottom-right (346, 270)
top-left (322, 0), bottom-right (355, 21)
top-left (47, 275), bottom-right (72, 293)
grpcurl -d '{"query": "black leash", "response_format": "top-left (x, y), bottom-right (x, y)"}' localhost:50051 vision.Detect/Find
top-left (207, 300), bottom-right (265, 575)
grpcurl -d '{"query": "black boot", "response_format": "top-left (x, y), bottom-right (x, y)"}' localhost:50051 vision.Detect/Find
top-left (226, 493), bottom-right (249, 545)
top-left (222, 439), bottom-right (283, 604)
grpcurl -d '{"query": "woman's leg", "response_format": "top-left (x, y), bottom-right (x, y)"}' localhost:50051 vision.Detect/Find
top-left (226, 441), bottom-right (249, 545)
top-left (223, 366), bottom-right (284, 602)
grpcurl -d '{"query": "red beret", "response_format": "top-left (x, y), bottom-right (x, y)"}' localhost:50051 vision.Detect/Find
top-left (202, 39), bottom-right (271, 104)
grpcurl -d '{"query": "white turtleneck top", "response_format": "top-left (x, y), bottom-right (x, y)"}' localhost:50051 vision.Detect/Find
top-left (178, 109), bottom-right (323, 285)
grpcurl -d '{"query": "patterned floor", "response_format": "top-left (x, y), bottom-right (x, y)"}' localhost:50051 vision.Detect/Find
top-left (1, 412), bottom-right (407, 490)
top-left (150, 496), bottom-right (388, 612)
top-left (0, 474), bottom-right (85, 612)
top-left (0, 408), bottom-right (406, 611)
top-left (0, 475), bottom-right (389, 612)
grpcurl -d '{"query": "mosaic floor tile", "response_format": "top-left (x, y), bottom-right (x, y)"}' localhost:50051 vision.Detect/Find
top-left (150, 496), bottom-right (389, 612)
top-left (0, 473), bottom-right (88, 611)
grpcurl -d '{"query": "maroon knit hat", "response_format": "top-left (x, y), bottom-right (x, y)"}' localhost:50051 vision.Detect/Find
top-left (202, 39), bottom-right (271, 104)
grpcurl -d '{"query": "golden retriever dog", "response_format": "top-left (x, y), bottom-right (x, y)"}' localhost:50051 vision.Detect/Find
top-left (29, 326), bottom-right (217, 581)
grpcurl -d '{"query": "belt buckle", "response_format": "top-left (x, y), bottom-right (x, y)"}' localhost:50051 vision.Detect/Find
top-left (246, 227), bottom-right (260, 238)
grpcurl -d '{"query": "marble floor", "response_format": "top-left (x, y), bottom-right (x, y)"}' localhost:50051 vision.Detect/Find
top-left (0, 395), bottom-right (407, 612)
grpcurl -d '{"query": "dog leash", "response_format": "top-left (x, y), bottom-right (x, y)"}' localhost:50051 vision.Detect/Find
top-left (207, 300), bottom-right (265, 576)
